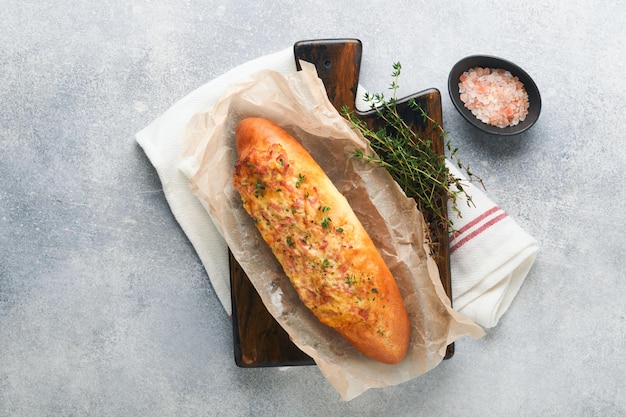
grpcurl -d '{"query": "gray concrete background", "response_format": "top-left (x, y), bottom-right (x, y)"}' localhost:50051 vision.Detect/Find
top-left (1, 1), bottom-right (625, 416)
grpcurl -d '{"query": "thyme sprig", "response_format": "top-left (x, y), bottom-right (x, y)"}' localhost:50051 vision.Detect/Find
top-left (341, 62), bottom-right (483, 234)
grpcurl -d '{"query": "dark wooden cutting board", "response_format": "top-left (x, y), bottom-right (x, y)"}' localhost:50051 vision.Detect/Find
top-left (230, 39), bottom-right (453, 367)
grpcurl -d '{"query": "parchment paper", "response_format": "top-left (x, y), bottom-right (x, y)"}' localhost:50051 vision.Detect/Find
top-left (180, 61), bottom-right (484, 400)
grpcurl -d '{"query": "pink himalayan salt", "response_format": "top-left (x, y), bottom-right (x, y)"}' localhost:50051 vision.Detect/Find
top-left (458, 67), bottom-right (529, 128)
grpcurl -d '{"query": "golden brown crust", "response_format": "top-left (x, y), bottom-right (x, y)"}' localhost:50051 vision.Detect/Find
top-left (232, 117), bottom-right (410, 364)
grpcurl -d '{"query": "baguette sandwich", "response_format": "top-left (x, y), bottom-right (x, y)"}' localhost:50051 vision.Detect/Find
top-left (232, 117), bottom-right (410, 364)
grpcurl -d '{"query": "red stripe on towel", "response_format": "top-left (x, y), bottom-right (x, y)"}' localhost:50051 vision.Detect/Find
top-left (450, 211), bottom-right (508, 253)
top-left (451, 206), bottom-right (501, 241)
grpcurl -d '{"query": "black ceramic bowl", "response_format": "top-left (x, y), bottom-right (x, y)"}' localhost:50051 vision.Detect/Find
top-left (448, 55), bottom-right (541, 135)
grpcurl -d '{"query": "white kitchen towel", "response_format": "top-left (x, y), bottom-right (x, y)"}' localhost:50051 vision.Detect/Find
top-left (135, 46), bottom-right (538, 328)
top-left (446, 162), bottom-right (539, 327)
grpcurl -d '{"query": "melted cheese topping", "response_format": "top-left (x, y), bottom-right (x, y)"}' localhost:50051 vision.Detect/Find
top-left (233, 143), bottom-right (385, 330)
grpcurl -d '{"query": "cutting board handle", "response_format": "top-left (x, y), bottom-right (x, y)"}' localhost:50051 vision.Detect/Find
top-left (294, 39), bottom-right (362, 113)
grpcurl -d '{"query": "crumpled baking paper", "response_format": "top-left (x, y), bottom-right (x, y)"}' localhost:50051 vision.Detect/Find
top-left (178, 61), bottom-right (484, 400)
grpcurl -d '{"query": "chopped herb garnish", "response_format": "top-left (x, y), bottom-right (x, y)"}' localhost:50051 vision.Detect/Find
top-left (254, 180), bottom-right (265, 198)
top-left (295, 174), bottom-right (306, 188)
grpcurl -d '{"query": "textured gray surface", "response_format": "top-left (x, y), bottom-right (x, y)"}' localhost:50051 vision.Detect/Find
top-left (1, 0), bottom-right (625, 416)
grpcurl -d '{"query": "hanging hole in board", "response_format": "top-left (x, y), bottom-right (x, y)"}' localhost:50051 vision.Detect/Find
top-left (324, 60), bottom-right (331, 69)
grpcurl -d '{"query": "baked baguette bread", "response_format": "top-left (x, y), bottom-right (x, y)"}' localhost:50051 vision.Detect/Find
top-left (232, 117), bottom-right (410, 364)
